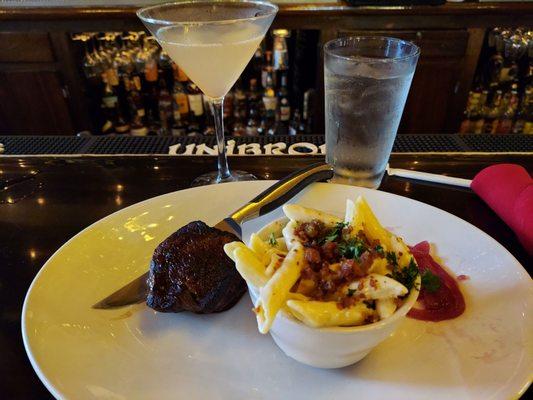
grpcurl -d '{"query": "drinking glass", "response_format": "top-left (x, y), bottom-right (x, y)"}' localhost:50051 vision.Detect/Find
top-left (324, 36), bottom-right (420, 188)
top-left (137, 0), bottom-right (278, 186)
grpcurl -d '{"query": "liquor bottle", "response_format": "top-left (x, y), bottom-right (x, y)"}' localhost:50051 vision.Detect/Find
top-left (232, 118), bottom-right (246, 136)
top-left (251, 44), bottom-right (264, 83)
top-left (459, 91), bottom-right (476, 133)
top-left (263, 106), bottom-right (278, 136)
top-left (186, 82), bottom-right (205, 134)
top-left (101, 81), bottom-right (119, 134)
top-left (289, 108), bottom-right (305, 136)
top-left (159, 50), bottom-right (174, 90)
top-left (124, 75), bottom-right (148, 136)
top-left (273, 29), bottom-right (290, 83)
top-left (115, 107), bottom-right (131, 134)
top-left (469, 90), bottom-right (486, 134)
top-left (144, 50), bottom-right (160, 130)
top-left (497, 85), bottom-right (519, 134)
top-left (223, 90), bottom-right (234, 121)
top-left (277, 71), bottom-right (291, 133)
top-left (512, 87), bottom-right (531, 134)
top-left (172, 78), bottom-right (190, 131)
top-left (248, 78), bottom-right (261, 115)
top-left (261, 51), bottom-right (273, 89)
top-left (245, 106), bottom-right (260, 136)
top-left (262, 74), bottom-right (277, 120)
top-left (158, 78), bottom-right (173, 136)
top-left (233, 78), bottom-right (248, 122)
top-left (484, 90), bottom-right (503, 134)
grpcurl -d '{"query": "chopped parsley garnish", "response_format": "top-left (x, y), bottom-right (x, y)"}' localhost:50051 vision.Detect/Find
top-left (347, 288), bottom-right (356, 297)
top-left (388, 257), bottom-right (419, 292)
top-left (268, 233), bottom-right (278, 246)
top-left (374, 244), bottom-right (385, 256)
top-left (338, 237), bottom-right (367, 260)
top-left (386, 251), bottom-right (398, 267)
top-left (421, 270), bottom-right (441, 293)
top-left (323, 222), bottom-right (348, 243)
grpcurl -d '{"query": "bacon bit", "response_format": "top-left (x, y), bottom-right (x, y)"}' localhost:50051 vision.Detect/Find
top-left (296, 279), bottom-right (316, 296)
top-left (358, 280), bottom-right (365, 290)
top-left (359, 251), bottom-right (375, 273)
top-left (369, 275), bottom-right (378, 289)
top-left (301, 266), bottom-right (313, 279)
top-left (305, 247), bottom-right (321, 264)
top-left (329, 263), bottom-right (341, 272)
top-left (321, 279), bottom-right (335, 292)
top-left (340, 259), bottom-right (354, 278)
top-left (457, 274), bottom-right (470, 281)
top-left (339, 295), bottom-right (360, 309)
top-left (321, 241), bottom-right (338, 261)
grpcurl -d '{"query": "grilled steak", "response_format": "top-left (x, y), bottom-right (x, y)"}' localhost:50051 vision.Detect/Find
top-left (147, 221), bottom-right (246, 313)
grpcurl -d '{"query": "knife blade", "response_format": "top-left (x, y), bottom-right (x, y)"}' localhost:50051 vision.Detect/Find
top-left (92, 162), bottom-right (333, 309)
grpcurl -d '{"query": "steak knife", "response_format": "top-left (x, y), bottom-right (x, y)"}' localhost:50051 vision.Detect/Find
top-left (92, 162), bottom-right (334, 309)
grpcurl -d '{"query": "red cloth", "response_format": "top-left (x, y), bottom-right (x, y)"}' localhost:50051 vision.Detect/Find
top-left (471, 164), bottom-right (533, 255)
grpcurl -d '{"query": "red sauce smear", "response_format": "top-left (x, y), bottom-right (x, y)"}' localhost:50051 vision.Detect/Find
top-left (407, 241), bottom-right (466, 322)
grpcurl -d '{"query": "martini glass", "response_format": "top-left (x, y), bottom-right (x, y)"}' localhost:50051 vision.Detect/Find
top-left (138, 0), bottom-right (278, 186)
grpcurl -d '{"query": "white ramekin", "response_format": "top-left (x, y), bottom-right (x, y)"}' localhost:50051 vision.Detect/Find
top-left (248, 218), bottom-right (420, 369)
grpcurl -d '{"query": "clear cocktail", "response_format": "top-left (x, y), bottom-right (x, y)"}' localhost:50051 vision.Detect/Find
top-left (138, 1), bottom-right (277, 185)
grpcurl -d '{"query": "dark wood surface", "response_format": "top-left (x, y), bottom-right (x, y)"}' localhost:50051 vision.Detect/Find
top-left (0, 154), bottom-right (531, 398)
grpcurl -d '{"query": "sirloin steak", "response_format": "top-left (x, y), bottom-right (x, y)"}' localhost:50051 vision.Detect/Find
top-left (147, 221), bottom-right (246, 313)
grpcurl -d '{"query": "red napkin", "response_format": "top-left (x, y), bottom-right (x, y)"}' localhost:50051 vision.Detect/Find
top-left (471, 164), bottom-right (533, 255)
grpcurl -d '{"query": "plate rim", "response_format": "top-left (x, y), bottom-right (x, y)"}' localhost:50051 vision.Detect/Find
top-left (21, 181), bottom-right (531, 399)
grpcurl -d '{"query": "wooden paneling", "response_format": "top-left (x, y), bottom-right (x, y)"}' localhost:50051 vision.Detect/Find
top-left (0, 32), bottom-right (55, 63)
top-left (401, 57), bottom-right (463, 134)
top-left (0, 71), bottom-right (73, 134)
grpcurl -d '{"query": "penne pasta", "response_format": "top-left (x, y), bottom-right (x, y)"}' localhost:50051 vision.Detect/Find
top-left (368, 258), bottom-right (390, 275)
top-left (255, 242), bottom-right (305, 334)
top-left (249, 233), bottom-right (270, 265)
top-left (233, 246), bottom-right (268, 288)
top-left (229, 195), bottom-right (420, 333)
top-left (376, 298), bottom-right (397, 319)
top-left (390, 235), bottom-right (412, 268)
top-left (223, 241), bottom-right (248, 262)
top-left (282, 220), bottom-right (299, 249)
top-left (355, 196), bottom-right (392, 250)
top-left (272, 237), bottom-right (288, 252)
top-left (348, 274), bottom-right (408, 300)
top-left (345, 198), bottom-right (364, 234)
top-left (265, 252), bottom-right (285, 277)
top-left (283, 204), bottom-right (341, 226)
top-left (286, 300), bottom-right (374, 328)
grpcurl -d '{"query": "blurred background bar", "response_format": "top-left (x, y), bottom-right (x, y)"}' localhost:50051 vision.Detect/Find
top-left (0, 1), bottom-right (532, 145)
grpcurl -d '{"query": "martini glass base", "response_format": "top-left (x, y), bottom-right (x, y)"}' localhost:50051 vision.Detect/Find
top-left (191, 170), bottom-right (257, 187)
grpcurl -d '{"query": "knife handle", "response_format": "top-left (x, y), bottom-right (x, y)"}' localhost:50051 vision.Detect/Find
top-left (228, 162), bottom-right (334, 226)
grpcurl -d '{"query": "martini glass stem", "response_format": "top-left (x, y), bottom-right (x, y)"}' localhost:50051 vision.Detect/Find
top-left (210, 97), bottom-right (231, 182)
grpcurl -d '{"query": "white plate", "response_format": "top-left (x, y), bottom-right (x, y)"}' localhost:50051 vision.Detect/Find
top-left (22, 182), bottom-right (532, 400)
